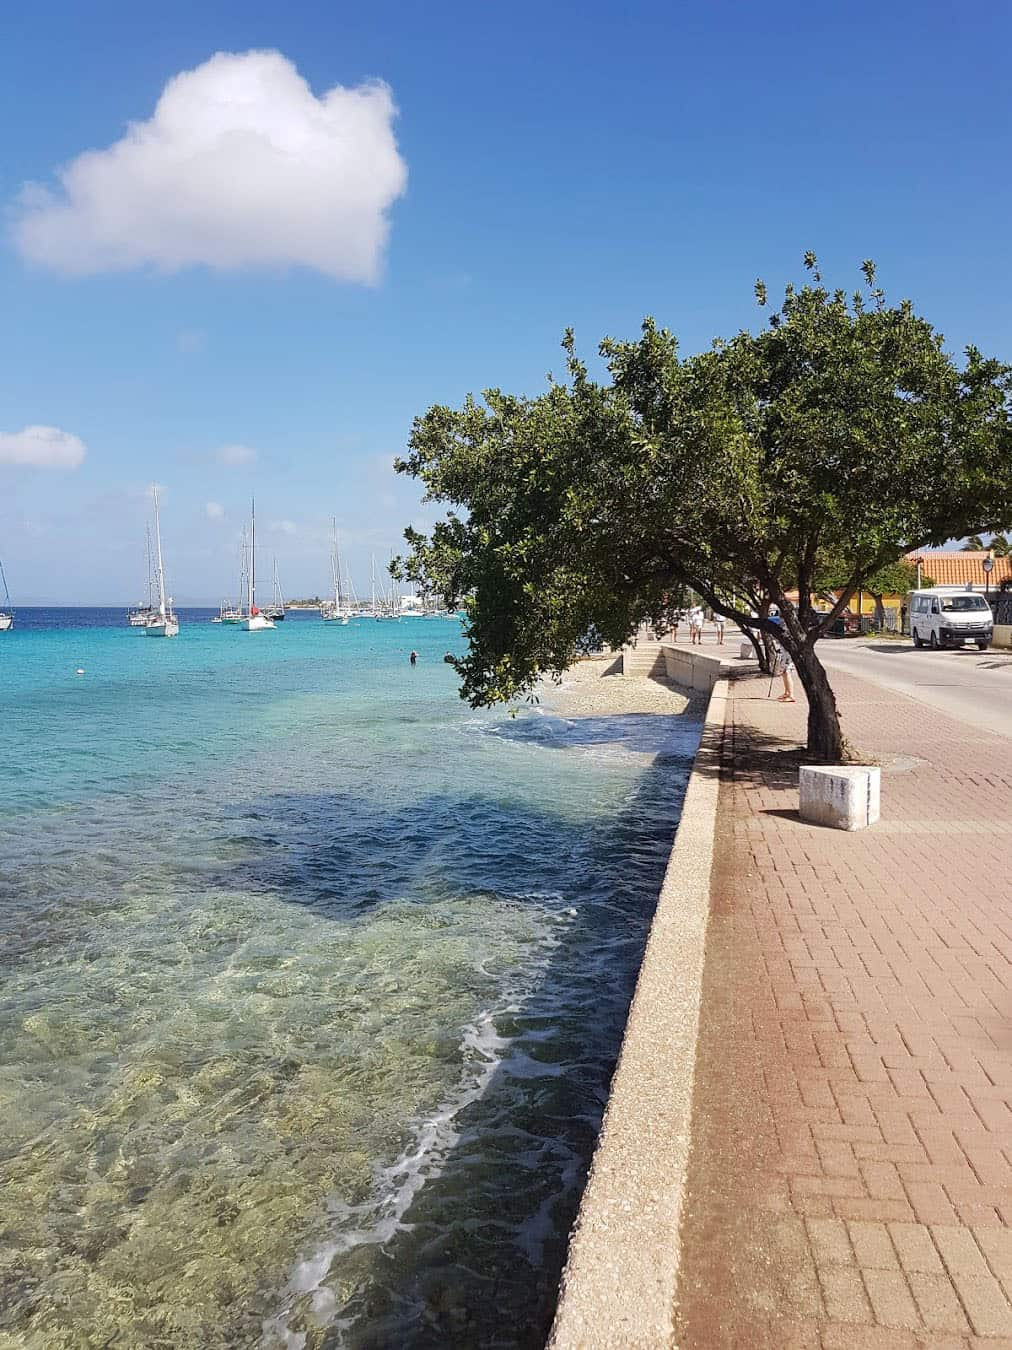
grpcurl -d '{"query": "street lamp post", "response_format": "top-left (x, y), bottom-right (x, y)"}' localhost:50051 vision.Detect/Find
top-left (983, 553), bottom-right (995, 596)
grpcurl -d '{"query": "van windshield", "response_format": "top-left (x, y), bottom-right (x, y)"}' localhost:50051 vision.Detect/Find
top-left (940, 596), bottom-right (990, 612)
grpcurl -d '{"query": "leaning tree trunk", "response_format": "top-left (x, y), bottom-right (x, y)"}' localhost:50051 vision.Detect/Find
top-left (791, 640), bottom-right (845, 762)
top-left (743, 599), bottom-right (775, 673)
top-left (744, 627), bottom-right (774, 673)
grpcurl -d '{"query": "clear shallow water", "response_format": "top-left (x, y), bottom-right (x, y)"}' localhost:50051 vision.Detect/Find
top-left (0, 609), bottom-right (701, 1348)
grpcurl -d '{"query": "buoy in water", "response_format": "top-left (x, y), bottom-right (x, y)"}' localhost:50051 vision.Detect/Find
top-left (75, 668), bottom-right (85, 676)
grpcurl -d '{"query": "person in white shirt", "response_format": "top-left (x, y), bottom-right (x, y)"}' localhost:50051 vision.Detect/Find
top-left (688, 605), bottom-right (704, 645)
top-left (713, 611), bottom-right (726, 645)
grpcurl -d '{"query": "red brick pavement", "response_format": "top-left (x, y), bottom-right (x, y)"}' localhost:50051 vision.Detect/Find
top-left (675, 670), bottom-right (1012, 1348)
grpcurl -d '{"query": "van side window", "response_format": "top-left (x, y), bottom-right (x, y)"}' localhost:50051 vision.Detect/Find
top-left (931, 600), bottom-right (940, 614)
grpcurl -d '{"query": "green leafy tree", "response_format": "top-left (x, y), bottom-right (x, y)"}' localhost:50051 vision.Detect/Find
top-left (396, 259), bottom-right (1012, 760)
top-left (991, 534), bottom-right (1010, 557)
top-left (962, 535), bottom-right (986, 550)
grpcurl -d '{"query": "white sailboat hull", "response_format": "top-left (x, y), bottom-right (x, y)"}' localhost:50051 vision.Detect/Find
top-left (147, 490), bottom-right (178, 637)
top-left (0, 613), bottom-right (13, 632)
top-left (241, 614), bottom-right (275, 631)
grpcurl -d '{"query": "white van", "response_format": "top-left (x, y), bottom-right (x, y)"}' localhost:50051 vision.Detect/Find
top-left (907, 587), bottom-right (993, 650)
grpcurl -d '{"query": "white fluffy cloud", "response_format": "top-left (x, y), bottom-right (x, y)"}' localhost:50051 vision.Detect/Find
top-left (205, 501), bottom-right (225, 519)
top-left (0, 425), bottom-right (86, 469)
top-left (270, 519), bottom-right (297, 534)
top-left (215, 444), bottom-right (257, 466)
top-left (12, 49), bottom-right (407, 283)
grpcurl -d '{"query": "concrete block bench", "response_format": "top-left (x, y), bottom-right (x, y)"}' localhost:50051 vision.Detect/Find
top-left (799, 765), bottom-right (880, 831)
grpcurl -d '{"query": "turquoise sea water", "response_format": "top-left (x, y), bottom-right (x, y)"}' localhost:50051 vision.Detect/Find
top-left (0, 609), bottom-right (700, 1348)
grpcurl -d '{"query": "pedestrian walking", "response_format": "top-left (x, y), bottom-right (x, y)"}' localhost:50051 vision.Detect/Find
top-left (713, 612), bottom-right (726, 645)
top-left (688, 605), bottom-right (704, 646)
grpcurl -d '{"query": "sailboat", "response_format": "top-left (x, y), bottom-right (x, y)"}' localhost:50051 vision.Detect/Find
top-left (261, 558), bottom-right (286, 621)
top-left (362, 554), bottom-right (380, 619)
top-left (0, 558), bottom-right (13, 632)
top-left (375, 554), bottom-right (400, 621)
top-left (128, 526), bottom-right (157, 627)
top-left (239, 501), bottom-right (274, 631)
top-left (144, 488), bottom-right (179, 638)
top-left (215, 529), bottom-right (247, 622)
top-left (321, 520), bottom-right (350, 623)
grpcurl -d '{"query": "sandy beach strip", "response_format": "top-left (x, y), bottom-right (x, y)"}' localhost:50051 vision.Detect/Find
top-left (537, 654), bottom-right (702, 719)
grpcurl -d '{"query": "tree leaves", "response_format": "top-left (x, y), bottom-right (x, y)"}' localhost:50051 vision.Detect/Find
top-left (394, 258), bottom-right (1012, 750)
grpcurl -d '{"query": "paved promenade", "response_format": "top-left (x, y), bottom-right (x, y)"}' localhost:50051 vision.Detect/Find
top-left (676, 669), bottom-right (1012, 1347)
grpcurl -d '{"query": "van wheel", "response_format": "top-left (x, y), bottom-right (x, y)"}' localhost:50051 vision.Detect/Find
top-left (912, 629), bottom-right (922, 648)
top-left (929, 631), bottom-right (939, 649)
top-left (978, 641), bottom-right (989, 651)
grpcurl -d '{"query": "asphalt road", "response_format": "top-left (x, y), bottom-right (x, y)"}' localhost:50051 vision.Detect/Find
top-left (818, 637), bottom-right (1012, 740)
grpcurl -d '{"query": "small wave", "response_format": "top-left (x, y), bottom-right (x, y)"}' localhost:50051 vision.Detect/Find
top-left (262, 907), bottom-right (571, 1347)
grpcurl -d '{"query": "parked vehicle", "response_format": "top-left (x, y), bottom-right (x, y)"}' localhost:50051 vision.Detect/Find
top-left (907, 587), bottom-right (993, 650)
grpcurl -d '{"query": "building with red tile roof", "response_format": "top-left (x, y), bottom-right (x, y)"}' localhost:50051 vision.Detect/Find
top-left (904, 549), bottom-right (1012, 589)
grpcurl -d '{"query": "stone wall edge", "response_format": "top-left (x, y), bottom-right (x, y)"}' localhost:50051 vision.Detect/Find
top-left (546, 679), bottom-right (728, 1349)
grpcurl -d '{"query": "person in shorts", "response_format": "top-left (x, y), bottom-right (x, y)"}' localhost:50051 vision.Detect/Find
top-left (688, 606), bottom-right (704, 645)
top-left (769, 613), bottom-right (795, 701)
top-left (713, 612), bottom-right (726, 645)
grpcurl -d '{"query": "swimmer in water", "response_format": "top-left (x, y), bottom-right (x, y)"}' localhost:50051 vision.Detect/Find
top-left (409, 650), bottom-right (418, 666)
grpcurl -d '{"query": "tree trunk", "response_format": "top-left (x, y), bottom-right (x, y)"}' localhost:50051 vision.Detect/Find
top-left (744, 627), bottom-right (772, 672)
top-left (791, 641), bottom-right (845, 761)
top-left (743, 598), bottom-right (775, 673)
top-left (871, 592), bottom-right (885, 630)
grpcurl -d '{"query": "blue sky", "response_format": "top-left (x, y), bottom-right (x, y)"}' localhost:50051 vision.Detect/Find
top-left (1, 0), bottom-right (1010, 603)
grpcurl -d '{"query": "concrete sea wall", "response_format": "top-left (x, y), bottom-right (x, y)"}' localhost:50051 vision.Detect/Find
top-left (548, 679), bottom-right (728, 1348)
top-left (621, 638), bottom-right (753, 688)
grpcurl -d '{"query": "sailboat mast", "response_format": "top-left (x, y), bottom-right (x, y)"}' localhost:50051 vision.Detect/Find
top-left (332, 518), bottom-right (342, 610)
top-left (238, 527), bottom-right (248, 608)
top-left (145, 524), bottom-right (154, 609)
top-left (249, 500), bottom-right (256, 613)
top-left (371, 554), bottom-right (376, 611)
top-left (336, 530), bottom-right (343, 610)
top-left (152, 488), bottom-right (167, 619)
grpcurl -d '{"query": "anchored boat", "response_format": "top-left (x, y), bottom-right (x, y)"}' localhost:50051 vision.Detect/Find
top-left (321, 520), bottom-right (350, 624)
top-left (128, 525), bottom-right (158, 627)
top-left (0, 558), bottom-right (13, 632)
top-left (239, 501), bottom-right (274, 631)
top-left (144, 488), bottom-right (179, 638)
top-left (261, 558), bottom-right (286, 622)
